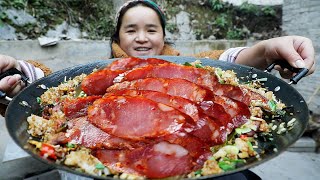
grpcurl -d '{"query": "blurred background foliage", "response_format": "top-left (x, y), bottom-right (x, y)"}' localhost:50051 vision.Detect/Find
top-left (0, 0), bottom-right (281, 40)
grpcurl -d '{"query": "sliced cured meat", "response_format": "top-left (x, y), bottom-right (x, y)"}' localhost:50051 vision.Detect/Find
top-left (122, 63), bottom-right (219, 91)
top-left (93, 142), bottom-right (194, 179)
top-left (106, 89), bottom-right (201, 122)
top-left (200, 100), bottom-right (234, 131)
top-left (87, 95), bottom-right (187, 140)
top-left (106, 90), bottom-right (228, 145)
top-left (81, 69), bottom-right (124, 95)
top-left (132, 142), bottom-right (193, 178)
top-left (67, 117), bottom-right (147, 149)
top-left (107, 78), bottom-right (210, 103)
top-left (162, 132), bottom-right (212, 160)
top-left (105, 57), bottom-right (170, 71)
top-left (63, 96), bottom-right (101, 119)
top-left (190, 116), bottom-right (228, 144)
top-left (67, 117), bottom-right (113, 149)
top-left (213, 84), bottom-right (268, 106)
top-left (119, 63), bottom-right (267, 106)
top-left (213, 95), bottom-right (250, 128)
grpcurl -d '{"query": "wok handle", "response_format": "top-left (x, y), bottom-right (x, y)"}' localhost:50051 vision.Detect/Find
top-left (0, 68), bottom-right (30, 85)
top-left (0, 68), bottom-right (29, 102)
top-left (0, 90), bottom-right (12, 102)
top-left (265, 61), bottom-right (309, 84)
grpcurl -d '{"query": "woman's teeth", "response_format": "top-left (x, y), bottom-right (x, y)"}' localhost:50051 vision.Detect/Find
top-left (135, 47), bottom-right (150, 51)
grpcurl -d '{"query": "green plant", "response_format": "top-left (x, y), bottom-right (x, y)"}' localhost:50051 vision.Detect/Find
top-left (194, 28), bottom-right (203, 40)
top-left (226, 27), bottom-right (249, 40)
top-left (0, 12), bottom-right (8, 27)
top-left (262, 6), bottom-right (276, 16)
top-left (209, 0), bottom-right (224, 11)
top-left (166, 23), bottom-right (178, 34)
top-left (214, 14), bottom-right (229, 28)
top-left (239, 2), bottom-right (259, 15)
top-left (2, 0), bottom-right (26, 9)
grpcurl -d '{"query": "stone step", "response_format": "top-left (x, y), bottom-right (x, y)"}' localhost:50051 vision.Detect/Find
top-left (288, 136), bottom-right (317, 152)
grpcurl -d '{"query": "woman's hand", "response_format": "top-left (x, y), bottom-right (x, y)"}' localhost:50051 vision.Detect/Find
top-left (0, 54), bottom-right (24, 99)
top-left (235, 36), bottom-right (316, 78)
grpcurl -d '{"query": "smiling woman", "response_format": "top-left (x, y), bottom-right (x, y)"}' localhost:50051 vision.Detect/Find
top-left (108, 0), bottom-right (315, 80)
top-left (119, 5), bottom-right (165, 56)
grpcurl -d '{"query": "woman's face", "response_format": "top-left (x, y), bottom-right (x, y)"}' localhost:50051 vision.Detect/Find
top-left (119, 5), bottom-right (165, 56)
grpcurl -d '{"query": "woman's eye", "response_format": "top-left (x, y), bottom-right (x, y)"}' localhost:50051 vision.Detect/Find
top-left (148, 29), bottom-right (157, 33)
top-left (126, 30), bottom-right (135, 33)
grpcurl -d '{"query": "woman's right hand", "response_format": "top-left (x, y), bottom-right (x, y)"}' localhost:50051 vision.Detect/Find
top-left (0, 54), bottom-right (24, 100)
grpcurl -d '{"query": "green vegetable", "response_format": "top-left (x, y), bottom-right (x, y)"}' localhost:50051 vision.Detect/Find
top-left (66, 143), bottom-right (75, 148)
top-left (36, 97), bottom-right (41, 104)
top-left (195, 64), bottom-right (204, 68)
top-left (194, 169), bottom-right (202, 175)
top-left (218, 161), bottom-right (236, 171)
top-left (235, 126), bottom-right (251, 134)
top-left (218, 158), bottom-right (245, 171)
top-left (215, 68), bottom-right (225, 84)
top-left (247, 141), bottom-right (254, 151)
top-left (268, 100), bottom-right (277, 112)
top-left (183, 62), bottom-right (192, 66)
top-left (95, 163), bottom-right (105, 170)
top-left (216, 68), bottom-right (223, 76)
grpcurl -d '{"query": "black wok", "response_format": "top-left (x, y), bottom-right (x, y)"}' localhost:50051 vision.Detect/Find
top-left (5, 56), bottom-right (309, 179)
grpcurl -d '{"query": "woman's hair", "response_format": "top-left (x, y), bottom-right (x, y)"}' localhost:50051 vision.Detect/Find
top-left (111, 0), bottom-right (166, 45)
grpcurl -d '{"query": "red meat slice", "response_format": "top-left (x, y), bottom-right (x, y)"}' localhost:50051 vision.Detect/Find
top-left (81, 57), bottom-right (170, 96)
top-left (131, 142), bottom-right (193, 178)
top-left (63, 96), bottom-right (101, 119)
top-left (122, 63), bottom-right (218, 90)
top-left (120, 63), bottom-right (267, 106)
top-left (93, 141), bottom-right (200, 178)
top-left (191, 115), bottom-right (228, 144)
top-left (210, 95), bottom-right (250, 129)
top-left (87, 95), bottom-right (188, 140)
top-left (107, 78), bottom-right (210, 103)
top-left (81, 69), bottom-right (124, 95)
top-left (106, 89), bottom-right (201, 122)
top-left (67, 117), bottom-right (147, 149)
top-left (106, 89), bottom-right (228, 145)
top-left (213, 84), bottom-right (268, 106)
top-left (105, 57), bottom-right (170, 71)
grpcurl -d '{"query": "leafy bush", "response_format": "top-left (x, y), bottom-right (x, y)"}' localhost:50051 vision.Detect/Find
top-left (209, 0), bottom-right (225, 11)
top-left (1, 0), bottom-right (115, 39)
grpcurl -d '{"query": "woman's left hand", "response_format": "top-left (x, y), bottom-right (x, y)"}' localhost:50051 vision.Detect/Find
top-left (235, 36), bottom-right (316, 79)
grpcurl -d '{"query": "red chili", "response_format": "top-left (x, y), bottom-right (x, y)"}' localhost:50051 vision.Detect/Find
top-left (40, 143), bottom-right (57, 160)
top-left (240, 134), bottom-right (247, 139)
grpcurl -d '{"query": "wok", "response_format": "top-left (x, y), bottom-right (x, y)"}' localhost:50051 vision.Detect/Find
top-left (5, 56), bottom-right (309, 179)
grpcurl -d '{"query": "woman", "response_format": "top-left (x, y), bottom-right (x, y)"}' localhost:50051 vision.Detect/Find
top-left (110, 0), bottom-right (315, 73)
top-left (0, 0), bottom-right (316, 115)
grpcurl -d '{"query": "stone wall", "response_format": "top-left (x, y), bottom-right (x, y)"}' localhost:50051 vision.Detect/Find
top-left (283, 0), bottom-right (320, 113)
top-left (223, 0), bottom-right (283, 6)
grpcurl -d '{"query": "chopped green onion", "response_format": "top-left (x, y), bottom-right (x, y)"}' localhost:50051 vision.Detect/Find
top-left (218, 158), bottom-right (245, 171)
top-left (195, 64), bottom-right (204, 68)
top-left (66, 143), bottom-right (75, 148)
top-left (268, 100), bottom-right (277, 112)
top-left (36, 97), bottom-right (41, 104)
top-left (95, 163), bottom-right (105, 170)
top-left (216, 68), bottom-right (223, 76)
top-left (183, 62), bottom-right (192, 66)
top-left (235, 127), bottom-right (251, 134)
top-left (194, 169), bottom-right (202, 175)
top-left (247, 141), bottom-right (254, 151)
top-left (218, 161), bottom-right (236, 171)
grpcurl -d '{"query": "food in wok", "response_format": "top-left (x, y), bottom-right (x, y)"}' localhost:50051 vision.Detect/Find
top-left (25, 57), bottom-right (297, 179)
